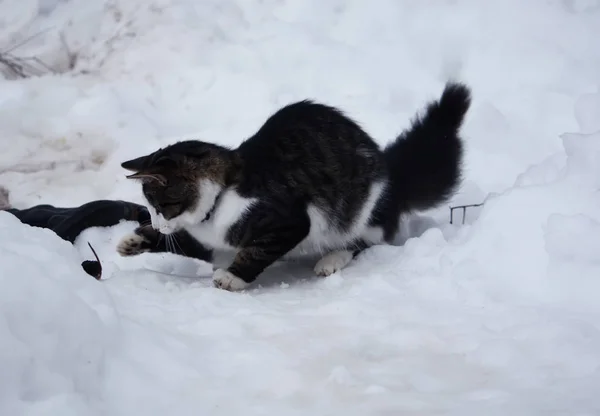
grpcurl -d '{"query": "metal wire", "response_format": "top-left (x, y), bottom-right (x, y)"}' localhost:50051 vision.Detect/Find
top-left (449, 202), bottom-right (484, 225)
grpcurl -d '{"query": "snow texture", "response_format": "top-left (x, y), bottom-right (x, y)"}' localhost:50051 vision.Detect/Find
top-left (1, 0), bottom-right (600, 414)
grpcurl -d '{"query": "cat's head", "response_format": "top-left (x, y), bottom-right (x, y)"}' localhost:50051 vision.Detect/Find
top-left (121, 140), bottom-right (238, 234)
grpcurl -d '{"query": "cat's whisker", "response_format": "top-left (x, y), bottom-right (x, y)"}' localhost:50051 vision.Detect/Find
top-left (170, 236), bottom-right (176, 254)
top-left (171, 235), bottom-right (178, 254)
top-left (171, 234), bottom-right (186, 256)
top-left (167, 234), bottom-right (175, 254)
top-left (160, 233), bottom-right (170, 253)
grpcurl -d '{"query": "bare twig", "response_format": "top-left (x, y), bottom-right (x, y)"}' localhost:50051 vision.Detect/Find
top-left (1, 2), bottom-right (142, 77)
top-left (0, 54), bottom-right (27, 78)
top-left (27, 55), bottom-right (56, 73)
top-left (0, 53), bottom-right (55, 78)
top-left (0, 28), bottom-right (57, 78)
top-left (3, 28), bottom-right (53, 54)
top-left (59, 32), bottom-right (78, 71)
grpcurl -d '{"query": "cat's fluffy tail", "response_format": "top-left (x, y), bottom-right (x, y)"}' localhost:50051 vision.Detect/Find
top-left (384, 81), bottom-right (471, 212)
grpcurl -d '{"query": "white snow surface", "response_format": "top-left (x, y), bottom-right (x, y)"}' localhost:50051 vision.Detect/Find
top-left (1, 0), bottom-right (600, 414)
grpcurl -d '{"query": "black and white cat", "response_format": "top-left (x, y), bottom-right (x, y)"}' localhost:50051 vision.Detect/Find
top-left (117, 82), bottom-right (471, 291)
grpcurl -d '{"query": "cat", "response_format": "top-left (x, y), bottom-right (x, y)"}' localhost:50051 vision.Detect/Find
top-left (117, 81), bottom-right (471, 291)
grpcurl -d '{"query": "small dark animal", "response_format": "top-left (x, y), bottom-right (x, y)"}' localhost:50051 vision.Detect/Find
top-left (117, 82), bottom-right (471, 291)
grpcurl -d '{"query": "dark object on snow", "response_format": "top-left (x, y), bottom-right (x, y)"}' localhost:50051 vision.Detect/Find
top-left (2, 197), bottom-right (150, 279)
top-left (449, 202), bottom-right (484, 225)
top-left (81, 242), bottom-right (102, 280)
top-left (4, 199), bottom-right (150, 243)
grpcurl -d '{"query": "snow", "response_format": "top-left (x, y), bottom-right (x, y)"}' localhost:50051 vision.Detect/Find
top-left (1, 0), bottom-right (600, 414)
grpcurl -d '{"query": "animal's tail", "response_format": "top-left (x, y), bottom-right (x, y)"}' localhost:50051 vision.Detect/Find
top-left (384, 81), bottom-right (471, 212)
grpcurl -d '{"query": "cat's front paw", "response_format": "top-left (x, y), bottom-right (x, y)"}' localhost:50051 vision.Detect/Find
top-left (314, 250), bottom-right (354, 277)
top-left (212, 268), bottom-right (249, 291)
top-left (117, 233), bottom-right (150, 256)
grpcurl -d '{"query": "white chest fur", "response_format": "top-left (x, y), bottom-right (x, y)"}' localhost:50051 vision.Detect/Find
top-left (186, 189), bottom-right (256, 251)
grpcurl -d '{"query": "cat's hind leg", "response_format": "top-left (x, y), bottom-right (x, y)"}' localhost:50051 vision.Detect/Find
top-left (314, 240), bottom-right (369, 277)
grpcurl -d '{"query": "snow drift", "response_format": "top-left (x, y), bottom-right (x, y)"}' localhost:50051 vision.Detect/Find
top-left (1, 0), bottom-right (600, 414)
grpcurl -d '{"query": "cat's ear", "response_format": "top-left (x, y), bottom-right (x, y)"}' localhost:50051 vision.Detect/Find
top-left (121, 155), bottom-right (148, 172)
top-left (122, 155), bottom-right (168, 184)
top-left (154, 155), bottom-right (179, 168)
top-left (125, 172), bottom-right (167, 186)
